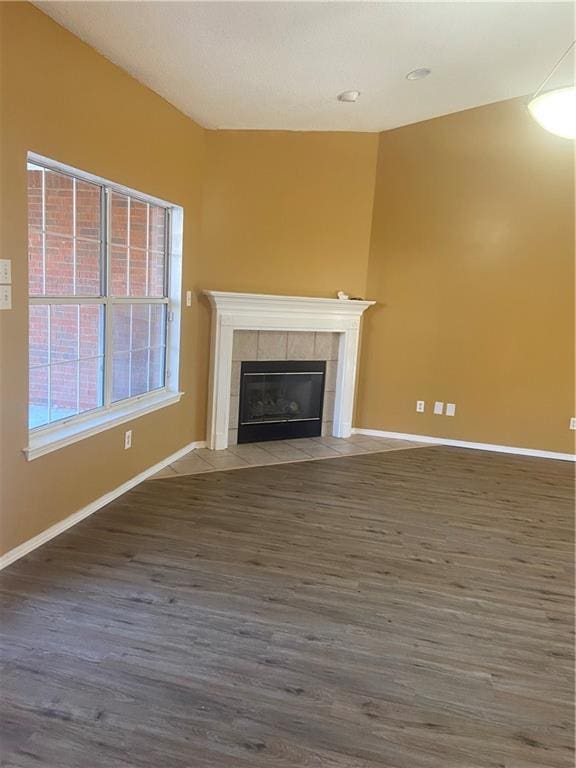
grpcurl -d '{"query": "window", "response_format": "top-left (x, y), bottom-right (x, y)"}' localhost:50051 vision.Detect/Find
top-left (26, 154), bottom-right (182, 459)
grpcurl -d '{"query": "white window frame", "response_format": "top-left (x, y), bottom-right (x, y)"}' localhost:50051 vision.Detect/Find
top-left (24, 153), bottom-right (183, 461)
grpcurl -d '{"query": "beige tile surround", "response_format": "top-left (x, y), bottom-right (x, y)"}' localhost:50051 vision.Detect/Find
top-left (228, 330), bottom-right (339, 445)
top-left (151, 434), bottom-right (430, 480)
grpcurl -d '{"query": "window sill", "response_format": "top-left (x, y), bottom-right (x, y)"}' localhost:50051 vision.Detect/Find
top-left (24, 390), bottom-right (183, 461)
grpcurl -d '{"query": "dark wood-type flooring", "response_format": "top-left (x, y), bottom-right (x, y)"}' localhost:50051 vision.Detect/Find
top-left (0, 446), bottom-right (574, 768)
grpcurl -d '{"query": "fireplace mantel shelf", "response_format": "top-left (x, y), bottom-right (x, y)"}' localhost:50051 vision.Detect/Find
top-left (203, 291), bottom-right (375, 321)
top-left (203, 290), bottom-right (375, 450)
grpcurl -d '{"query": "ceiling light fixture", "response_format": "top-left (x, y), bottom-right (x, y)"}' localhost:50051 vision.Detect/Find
top-left (528, 40), bottom-right (576, 139)
top-left (337, 90), bottom-right (360, 103)
top-left (406, 68), bottom-right (431, 81)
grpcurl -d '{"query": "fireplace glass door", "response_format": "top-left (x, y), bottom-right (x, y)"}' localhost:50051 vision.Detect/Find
top-left (238, 360), bottom-right (326, 443)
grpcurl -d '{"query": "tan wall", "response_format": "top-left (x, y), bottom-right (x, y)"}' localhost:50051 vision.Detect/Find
top-left (356, 99), bottom-right (575, 453)
top-left (0, 3), bottom-right (379, 556)
top-left (200, 130), bottom-right (377, 298)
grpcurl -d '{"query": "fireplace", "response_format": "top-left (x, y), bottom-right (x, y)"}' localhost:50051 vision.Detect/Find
top-left (203, 291), bottom-right (375, 449)
top-left (238, 360), bottom-right (326, 443)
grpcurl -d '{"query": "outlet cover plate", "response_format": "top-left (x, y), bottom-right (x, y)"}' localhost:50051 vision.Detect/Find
top-left (570, 417), bottom-right (576, 430)
top-left (433, 401), bottom-right (444, 415)
top-left (0, 285), bottom-right (12, 310)
top-left (446, 403), bottom-right (456, 417)
top-left (416, 400), bottom-right (425, 413)
top-left (0, 259), bottom-right (11, 284)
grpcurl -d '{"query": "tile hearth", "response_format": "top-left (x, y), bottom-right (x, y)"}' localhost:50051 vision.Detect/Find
top-left (151, 434), bottom-right (430, 479)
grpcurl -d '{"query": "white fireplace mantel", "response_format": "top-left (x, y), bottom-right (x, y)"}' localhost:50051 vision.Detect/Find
top-left (203, 291), bottom-right (375, 450)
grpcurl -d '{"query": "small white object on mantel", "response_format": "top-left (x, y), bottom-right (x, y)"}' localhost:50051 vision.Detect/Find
top-left (337, 290), bottom-right (349, 300)
top-left (203, 290), bottom-right (375, 450)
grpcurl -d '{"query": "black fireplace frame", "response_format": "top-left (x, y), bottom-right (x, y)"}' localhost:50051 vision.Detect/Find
top-left (237, 360), bottom-right (326, 444)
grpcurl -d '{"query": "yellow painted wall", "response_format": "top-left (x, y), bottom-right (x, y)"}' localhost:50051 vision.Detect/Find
top-left (200, 130), bottom-right (377, 298)
top-left (356, 99), bottom-right (575, 453)
top-left (0, 3), bottom-right (379, 555)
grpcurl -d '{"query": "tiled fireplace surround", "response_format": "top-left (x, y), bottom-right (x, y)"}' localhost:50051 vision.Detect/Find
top-left (228, 330), bottom-right (340, 445)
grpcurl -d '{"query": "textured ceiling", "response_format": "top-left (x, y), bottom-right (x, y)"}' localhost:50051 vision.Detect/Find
top-left (37, 1), bottom-right (575, 132)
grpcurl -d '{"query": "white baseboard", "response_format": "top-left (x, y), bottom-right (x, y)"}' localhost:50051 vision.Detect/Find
top-left (352, 428), bottom-right (576, 462)
top-left (0, 440), bottom-right (207, 571)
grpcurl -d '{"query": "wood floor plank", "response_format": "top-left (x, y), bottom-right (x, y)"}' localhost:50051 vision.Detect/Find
top-left (0, 446), bottom-right (574, 767)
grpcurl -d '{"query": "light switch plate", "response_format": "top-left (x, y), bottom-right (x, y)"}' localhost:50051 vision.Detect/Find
top-left (186, 290), bottom-right (192, 307)
top-left (433, 401), bottom-right (444, 415)
top-left (416, 400), bottom-right (425, 413)
top-left (0, 285), bottom-right (12, 310)
top-left (446, 403), bottom-right (456, 417)
top-left (0, 259), bottom-right (11, 284)
top-left (570, 417), bottom-right (576, 431)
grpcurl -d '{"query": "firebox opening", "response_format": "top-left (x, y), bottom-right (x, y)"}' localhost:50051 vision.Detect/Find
top-left (238, 360), bottom-right (326, 443)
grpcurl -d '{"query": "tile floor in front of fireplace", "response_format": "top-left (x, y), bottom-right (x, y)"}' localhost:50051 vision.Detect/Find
top-left (151, 434), bottom-right (431, 479)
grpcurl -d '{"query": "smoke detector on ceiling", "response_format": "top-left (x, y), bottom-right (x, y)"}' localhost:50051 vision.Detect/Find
top-left (337, 90), bottom-right (360, 103)
top-left (406, 68), bottom-right (431, 81)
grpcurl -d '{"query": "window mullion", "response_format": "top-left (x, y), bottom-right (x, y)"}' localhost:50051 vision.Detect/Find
top-left (76, 305), bottom-right (80, 416)
top-left (128, 303), bottom-right (133, 400)
top-left (145, 203), bottom-right (150, 297)
top-left (47, 305), bottom-right (52, 424)
top-left (109, 296), bottom-right (168, 305)
top-left (29, 296), bottom-right (106, 305)
top-left (127, 196), bottom-right (131, 297)
top-left (164, 208), bottom-right (171, 385)
top-left (164, 208), bottom-right (171, 299)
top-left (72, 177), bottom-right (77, 297)
top-left (41, 167), bottom-right (46, 296)
top-left (103, 187), bottom-right (113, 409)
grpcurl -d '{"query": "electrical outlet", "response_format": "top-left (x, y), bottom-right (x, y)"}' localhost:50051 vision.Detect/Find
top-left (0, 285), bottom-right (12, 310)
top-left (433, 401), bottom-right (444, 415)
top-left (186, 290), bottom-right (192, 307)
top-left (0, 259), bottom-right (11, 284)
top-left (446, 403), bottom-right (456, 417)
top-left (570, 417), bottom-right (576, 430)
top-left (416, 400), bottom-right (425, 413)
top-left (124, 430), bottom-right (132, 449)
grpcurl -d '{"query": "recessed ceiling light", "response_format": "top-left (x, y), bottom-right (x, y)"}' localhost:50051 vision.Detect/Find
top-left (338, 90), bottom-right (360, 103)
top-left (406, 68), bottom-right (431, 81)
